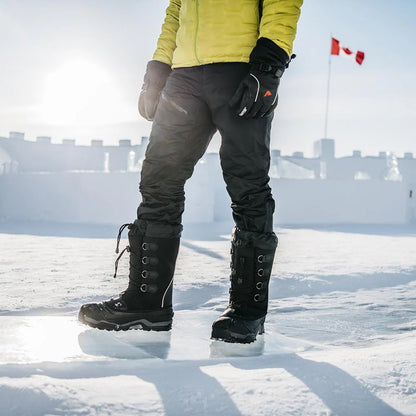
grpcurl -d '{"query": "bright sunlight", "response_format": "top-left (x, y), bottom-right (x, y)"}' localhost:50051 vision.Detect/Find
top-left (39, 59), bottom-right (129, 125)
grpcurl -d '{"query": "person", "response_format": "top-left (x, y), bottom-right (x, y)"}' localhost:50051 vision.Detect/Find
top-left (79, 0), bottom-right (303, 343)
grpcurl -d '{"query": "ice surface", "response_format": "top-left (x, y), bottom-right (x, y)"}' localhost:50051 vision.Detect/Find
top-left (1, 224), bottom-right (416, 415)
top-left (0, 313), bottom-right (312, 365)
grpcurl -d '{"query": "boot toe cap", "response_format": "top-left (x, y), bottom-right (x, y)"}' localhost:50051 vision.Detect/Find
top-left (212, 315), bottom-right (233, 330)
top-left (78, 302), bottom-right (105, 323)
top-left (211, 311), bottom-right (265, 343)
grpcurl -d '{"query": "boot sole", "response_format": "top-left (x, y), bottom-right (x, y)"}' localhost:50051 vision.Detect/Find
top-left (78, 310), bottom-right (173, 332)
top-left (211, 320), bottom-right (265, 344)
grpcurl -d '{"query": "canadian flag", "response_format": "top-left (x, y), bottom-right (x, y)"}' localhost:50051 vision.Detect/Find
top-left (331, 37), bottom-right (365, 65)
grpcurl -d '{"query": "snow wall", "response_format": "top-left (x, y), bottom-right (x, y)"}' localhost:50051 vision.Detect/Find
top-left (0, 160), bottom-right (412, 225)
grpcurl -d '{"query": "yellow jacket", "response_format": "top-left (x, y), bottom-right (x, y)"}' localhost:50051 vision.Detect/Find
top-left (153, 0), bottom-right (303, 68)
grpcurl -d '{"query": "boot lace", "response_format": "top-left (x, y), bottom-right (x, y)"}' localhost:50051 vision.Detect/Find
top-left (113, 223), bottom-right (133, 278)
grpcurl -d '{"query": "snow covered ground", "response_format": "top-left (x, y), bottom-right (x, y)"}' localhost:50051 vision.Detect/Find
top-left (1, 222), bottom-right (416, 415)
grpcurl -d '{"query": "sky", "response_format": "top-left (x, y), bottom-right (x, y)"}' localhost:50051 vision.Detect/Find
top-left (0, 0), bottom-right (415, 157)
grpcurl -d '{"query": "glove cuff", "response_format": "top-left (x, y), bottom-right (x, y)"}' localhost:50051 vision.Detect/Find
top-left (249, 38), bottom-right (292, 77)
top-left (145, 60), bottom-right (172, 88)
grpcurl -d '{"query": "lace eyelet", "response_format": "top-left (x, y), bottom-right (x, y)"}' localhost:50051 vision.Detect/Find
top-left (254, 294), bottom-right (261, 302)
top-left (141, 270), bottom-right (148, 278)
top-left (258, 255), bottom-right (264, 263)
top-left (142, 257), bottom-right (148, 265)
top-left (140, 284), bottom-right (148, 293)
top-left (142, 242), bottom-right (158, 251)
top-left (256, 282), bottom-right (263, 290)
top-left (257, 268), bottom-right (264, 277)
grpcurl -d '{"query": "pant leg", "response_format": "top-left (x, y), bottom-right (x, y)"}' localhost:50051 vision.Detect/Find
top-left (137, 67), bottom-right (216, 238)
top-left (203, 63), bottom-right (277, 247)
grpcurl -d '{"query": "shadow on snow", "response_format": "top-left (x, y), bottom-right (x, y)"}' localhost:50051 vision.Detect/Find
top-left (0, 351), bottom-right (404, 416)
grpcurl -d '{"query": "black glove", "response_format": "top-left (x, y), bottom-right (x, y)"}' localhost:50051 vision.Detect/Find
top-left (138, 60), bottom-right (172, 121)
top-left (230, 38), bottom-right (291, 119)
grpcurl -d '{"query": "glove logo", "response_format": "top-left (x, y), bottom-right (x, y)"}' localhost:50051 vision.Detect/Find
top-left (264, 90), bottom-right (272, 97)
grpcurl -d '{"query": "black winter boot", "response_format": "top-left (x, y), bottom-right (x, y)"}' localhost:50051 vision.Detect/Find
top-left (211, 228), bottom-right (277, 343)
top-left (78, 221), bottom-right (180, 331)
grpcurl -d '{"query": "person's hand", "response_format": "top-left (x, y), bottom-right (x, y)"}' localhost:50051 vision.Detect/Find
top-left (138, 60), bottom-right (172, 121)
top-left (230, 38), bottom-right (291, 119)
top-left (229, 66), bottom-right (281, 119)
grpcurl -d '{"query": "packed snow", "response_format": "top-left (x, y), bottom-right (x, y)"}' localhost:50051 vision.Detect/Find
top-left (1, 222), bottom-right (416, 415)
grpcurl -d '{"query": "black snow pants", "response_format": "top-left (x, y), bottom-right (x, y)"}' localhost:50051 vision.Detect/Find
top-left (137, 63), bottom-right (276, 247)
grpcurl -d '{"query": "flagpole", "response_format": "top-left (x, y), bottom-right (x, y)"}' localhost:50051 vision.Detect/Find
top-left (324, 38), bottom-right (332, 138)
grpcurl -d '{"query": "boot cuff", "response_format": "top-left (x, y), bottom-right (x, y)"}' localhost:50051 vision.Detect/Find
top-left (232, 227), bottom-right (278, 250)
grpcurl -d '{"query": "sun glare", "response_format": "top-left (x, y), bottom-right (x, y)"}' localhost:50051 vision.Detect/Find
top-left (8, 317), bottom-right (85, 363)
top-left (39, 59), bottom-right (129, 125)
